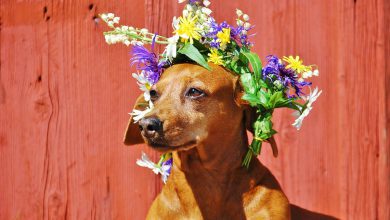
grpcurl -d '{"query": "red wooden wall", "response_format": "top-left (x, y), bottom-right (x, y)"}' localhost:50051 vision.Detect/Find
top-left (0, 0), bottom-right (389, 219)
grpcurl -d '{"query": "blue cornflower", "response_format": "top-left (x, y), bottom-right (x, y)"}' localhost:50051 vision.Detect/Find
top-left (262, 55), bottom-right (311, 97)
top-left (230, 25), bottom-right (254, 47)
top-left (205, 18), bottom-right (222, 48)
top-left (130, 37), bottom-right (166, 84)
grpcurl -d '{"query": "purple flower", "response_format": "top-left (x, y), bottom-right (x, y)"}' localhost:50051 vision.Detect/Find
top-left (230, 25), bottom-right (254, 47)
top-left (205, 18), bottom-right (222, 48)
top-left (262, 55), bottom-right (311, 97)
top-left (162, 158), bottom-right (173, 174)
top-left (130, 37), bottom-right (166, 84)
top-left (161, 157), bottom-right (173, 183)
top-left (189, 0), bottom-right (203, 5)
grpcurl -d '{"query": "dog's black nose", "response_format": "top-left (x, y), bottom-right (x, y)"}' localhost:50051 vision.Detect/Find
top-left (139, 117), bottom-right (162, 136)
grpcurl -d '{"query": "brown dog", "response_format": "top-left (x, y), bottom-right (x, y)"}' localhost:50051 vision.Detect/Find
top-left (124, 63), bottom-right (290, 220)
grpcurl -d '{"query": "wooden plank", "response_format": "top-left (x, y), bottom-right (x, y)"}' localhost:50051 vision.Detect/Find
top-left (0, 0), bottom-right (388, 219)
top-left (380, 0), bottom-right (390, 218)
top-left (0, 0), bottom-right (158, 219)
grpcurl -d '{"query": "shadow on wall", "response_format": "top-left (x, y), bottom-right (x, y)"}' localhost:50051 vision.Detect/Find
top-left (291, 205), bottom-right (339, 220)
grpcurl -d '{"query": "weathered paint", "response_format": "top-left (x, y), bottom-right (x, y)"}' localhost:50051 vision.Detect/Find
top-left (0, 0), bottom-right (388, 219)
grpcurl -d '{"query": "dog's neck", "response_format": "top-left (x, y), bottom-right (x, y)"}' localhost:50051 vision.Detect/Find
top-left (166, 119), bottom-right (265, 219)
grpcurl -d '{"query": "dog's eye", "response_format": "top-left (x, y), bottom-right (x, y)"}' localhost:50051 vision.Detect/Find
top-left (186, 88), bottom-right (205, 99)
top-left (149, 89), bottom-right (159, 101)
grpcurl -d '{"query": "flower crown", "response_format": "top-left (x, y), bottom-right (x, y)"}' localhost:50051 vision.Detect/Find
top-left (101, 0), bottom-right (321, 183)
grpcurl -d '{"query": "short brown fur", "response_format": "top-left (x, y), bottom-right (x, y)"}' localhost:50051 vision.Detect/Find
top-left (125, 63), bottom-right (290, 220)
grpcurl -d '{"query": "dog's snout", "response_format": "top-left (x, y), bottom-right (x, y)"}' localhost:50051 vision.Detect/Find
top-left (139, 117), bottom-right (163, 136)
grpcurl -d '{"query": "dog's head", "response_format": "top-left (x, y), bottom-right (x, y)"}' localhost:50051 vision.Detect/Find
top-left (124, 63), bottom-right (277, 155)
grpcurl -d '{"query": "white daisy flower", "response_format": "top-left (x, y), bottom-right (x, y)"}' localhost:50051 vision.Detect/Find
top-left (130, 101), bottom-right (153, 123)
top-left (132, 72), bottom-right (152, 101)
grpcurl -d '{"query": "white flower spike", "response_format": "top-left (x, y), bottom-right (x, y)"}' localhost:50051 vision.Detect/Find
top-left (136, 152), bottom-right (171, 184)
top-left (165, 35), bottom-right (179, 61)
top-left (136, 152), bottom-right (161, 174)
top-left (292, 87), bottom-right (322, 130)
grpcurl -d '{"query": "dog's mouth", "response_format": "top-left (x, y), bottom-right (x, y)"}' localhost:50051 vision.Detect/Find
top-left (148, 140), bottom-right (197, 152)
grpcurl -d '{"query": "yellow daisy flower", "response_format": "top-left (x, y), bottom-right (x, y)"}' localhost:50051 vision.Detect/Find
top-left (174, 13), bottom-right (201, 44)
top-left (283, 56), bottom-right (312, 74)
top-left (208, 49), bottom-right (224, 66)
top-left (216, 28), bottom-right (231, 48)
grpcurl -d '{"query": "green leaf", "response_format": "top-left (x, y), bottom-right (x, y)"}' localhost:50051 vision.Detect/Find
top-left (257, 89), bottom-right (269, 106)
top-left (240, 73), bottom-right (257, 94)
top-left (242, 94), bottom-right (261, 106)
top-left (269, 91), bottom-right (284, 108)
top-left (241, 51), bottom-right (263, 80)
top-left (178, 43), bottom-right (211, 70)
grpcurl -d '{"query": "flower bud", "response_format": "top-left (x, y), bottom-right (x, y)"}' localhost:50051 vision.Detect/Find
top-left (236, 9), bottom-right (243, 17)
top-left (244, 22), bottom-right (251, 29)
top-left (105, 35), bottom-right (112, 44)
top-left (302, 71), bottom-right (312, 79)
top-left (273, 80), bottom-right (283, 89)
top-left (236, 20), bottom-right (244, 26)
top-left (107, 13), bottom-right (115, 19)
top-left (201, 7), bottom-right (212, 15)
top-left (186, 5), bottom-right (193, 11)
top-left (200, 13), bottom-right (208, 21)
top-left (313, 69), bottom-right (319, 76)
top-left (113, 17), bottom-right (120, 24)
top-left (243, 14), bottom-right (250, 21)
top-left (140, 28), bottom-right (148, 35)
top-left (203, 0), bottom-right (211, 7)
top-left (182, 9), bottom-right (189, 17)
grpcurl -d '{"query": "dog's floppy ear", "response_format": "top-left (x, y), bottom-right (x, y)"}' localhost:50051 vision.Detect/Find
top-left (234, 78), bottom-right (279, 157)
top-left (123, 94), bottom-right (147, 146)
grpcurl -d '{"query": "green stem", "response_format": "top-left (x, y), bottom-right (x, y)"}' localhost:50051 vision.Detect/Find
top-left (104, 30), bottom-right (169, 44)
